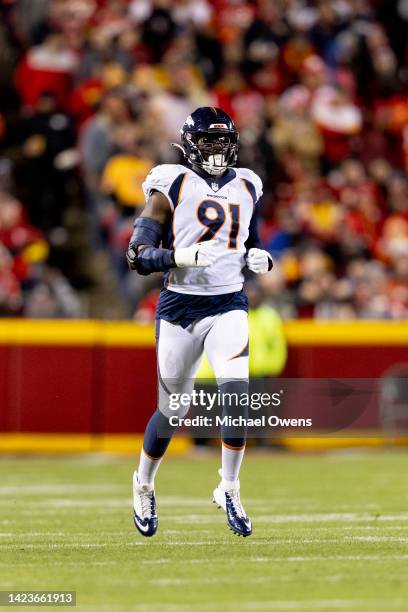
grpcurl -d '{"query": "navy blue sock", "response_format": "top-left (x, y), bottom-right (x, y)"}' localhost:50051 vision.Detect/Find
top-left (220, 380), bottom-right (248, 448)
top-left (143, 409), bottom-right (176, 459)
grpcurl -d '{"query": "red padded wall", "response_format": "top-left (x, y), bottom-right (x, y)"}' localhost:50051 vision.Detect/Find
top-left (0, 346), bottom-right (9, 431)
top-left (0, 338), bottom-right (407, 434)
top-left (5, 346), bottom-right (94, 433)
top-left (100, 347), bottom-right (157, 433)
top-left (283, 346), bottom-right (408, 378)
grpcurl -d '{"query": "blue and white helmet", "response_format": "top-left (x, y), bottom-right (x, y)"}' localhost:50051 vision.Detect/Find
top-left (176, 107), bottom-right (239, 177)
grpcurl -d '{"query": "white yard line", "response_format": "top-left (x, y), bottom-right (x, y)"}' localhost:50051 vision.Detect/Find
top-left (149, 576), bottom-right (345, 586)
top-left (4, 534), bottom-right (408, 545)
top-left (228, 600), bottom-right (408, 611)
top-left (132, 554), bottom-right (408, 564)
top-left (253, 555), bottom-right (408, 562)
top-left (0, 541), bottom-right (222, 549)
top-left (100, 599), bottom-right (408, 612)
top-left (0, 484), bottom-right (125, 495)
top-left (0, 531), bottom-right (66, 537)
top-left (346, 535), bottom-right (408, 542)
top-left (170, 512), bottom-right (408, 524)
top-left (2, 535), bottom-right (408, 557)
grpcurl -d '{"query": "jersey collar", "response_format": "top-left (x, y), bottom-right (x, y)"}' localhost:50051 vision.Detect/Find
top-left (189, 166), bottom-right (236, 192)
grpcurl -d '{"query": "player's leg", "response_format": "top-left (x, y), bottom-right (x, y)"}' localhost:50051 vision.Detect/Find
top-left (204, 309), bottom-right (252, 536)
top-left (138, 319), bottom-right (203, 482)
top-left (133, 319), bottom-right (203, 536)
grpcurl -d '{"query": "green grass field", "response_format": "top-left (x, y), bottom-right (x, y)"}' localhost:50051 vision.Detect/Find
top-left (1, 450), bottom-right (408, 611)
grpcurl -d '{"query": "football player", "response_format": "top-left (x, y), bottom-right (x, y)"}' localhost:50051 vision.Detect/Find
top-left (127, 107), bottom-right (273, 537)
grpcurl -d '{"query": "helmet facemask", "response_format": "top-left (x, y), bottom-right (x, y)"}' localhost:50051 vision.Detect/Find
top-left (183, 130), bottom-right (239, 176)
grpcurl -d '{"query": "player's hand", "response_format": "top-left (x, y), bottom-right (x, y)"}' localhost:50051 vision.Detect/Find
top-left (174, 239), bottom-right (218, 268)
top-left (246, 248), bottom-right (273, 274)
top-left (126, 244), bottom-right (139, 270)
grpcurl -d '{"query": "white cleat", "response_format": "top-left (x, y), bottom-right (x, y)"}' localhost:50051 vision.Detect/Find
top-left (213, 469), bottom-right (252, 537)
top-left (132, 471), bottom-right (158, 537)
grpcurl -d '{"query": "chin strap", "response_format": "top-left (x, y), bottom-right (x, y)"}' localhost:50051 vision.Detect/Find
top-left (192, 163), bottom-right (226, 179)
top-left (202, 164), bottom-right (227, 177)
top-left (171, 143), bottom-right (186, 157)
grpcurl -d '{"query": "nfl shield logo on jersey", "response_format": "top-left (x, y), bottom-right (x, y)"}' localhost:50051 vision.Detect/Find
top-left (211, 182), bottom-right (219, 191)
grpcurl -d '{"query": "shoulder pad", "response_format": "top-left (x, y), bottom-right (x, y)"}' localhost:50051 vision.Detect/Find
top-left (142, 164), bottom-right (187, 210)
top-left (236, 168), bottom-right (263, 204)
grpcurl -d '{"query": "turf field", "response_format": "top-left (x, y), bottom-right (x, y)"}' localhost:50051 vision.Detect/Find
top-left (1, 450), bottom-right (408, 611)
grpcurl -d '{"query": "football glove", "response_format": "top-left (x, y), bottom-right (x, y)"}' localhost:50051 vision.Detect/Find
top-left (246, 248), bottom-right (273, 274)
top-left (174, 239), bottom-right (218, 268)
top-left (126, 244), bottom-right (138, 270)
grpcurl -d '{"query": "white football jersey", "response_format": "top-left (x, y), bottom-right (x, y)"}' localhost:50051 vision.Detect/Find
top-left (142, 164), bottom-right (263, 295)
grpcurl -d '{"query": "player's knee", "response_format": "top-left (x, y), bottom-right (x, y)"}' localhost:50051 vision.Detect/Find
top-left (215, 358), bottom-right (249, 383)
top-left (158, 400), bottom-right (190, 420)
top-left (159, 389), bottom-right (192, 419)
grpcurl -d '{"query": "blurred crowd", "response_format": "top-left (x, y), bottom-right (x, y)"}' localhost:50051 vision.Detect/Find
top-left (0, 0), bottom-right (407, 319)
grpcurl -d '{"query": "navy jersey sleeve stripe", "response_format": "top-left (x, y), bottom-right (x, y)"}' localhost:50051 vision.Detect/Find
top-left (244, 206), bottom-right (263, 250)
top-left (169, 172), bottom-right (187, 209)
top-left (162, 219), bottom-right (174, 250)
top-left (242, 178), bottom-right (257, 206)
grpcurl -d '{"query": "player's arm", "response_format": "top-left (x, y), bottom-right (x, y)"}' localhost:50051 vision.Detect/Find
top-left (245, 206), bottom-right (273, 274)
top-left (126, 191), bottom-right (217, 275)
top-left (240, 170), bottom-right (272, 274)
top-left (126, 191), bottom-right (174, 275)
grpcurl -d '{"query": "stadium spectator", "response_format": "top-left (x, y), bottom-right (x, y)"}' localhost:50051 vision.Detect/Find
top-left (0, 189), bottom-right (82, 317)
top-left (15, 27), bottom-right (79, 110)
top-left (0, 0), bottom-right (406, 319)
